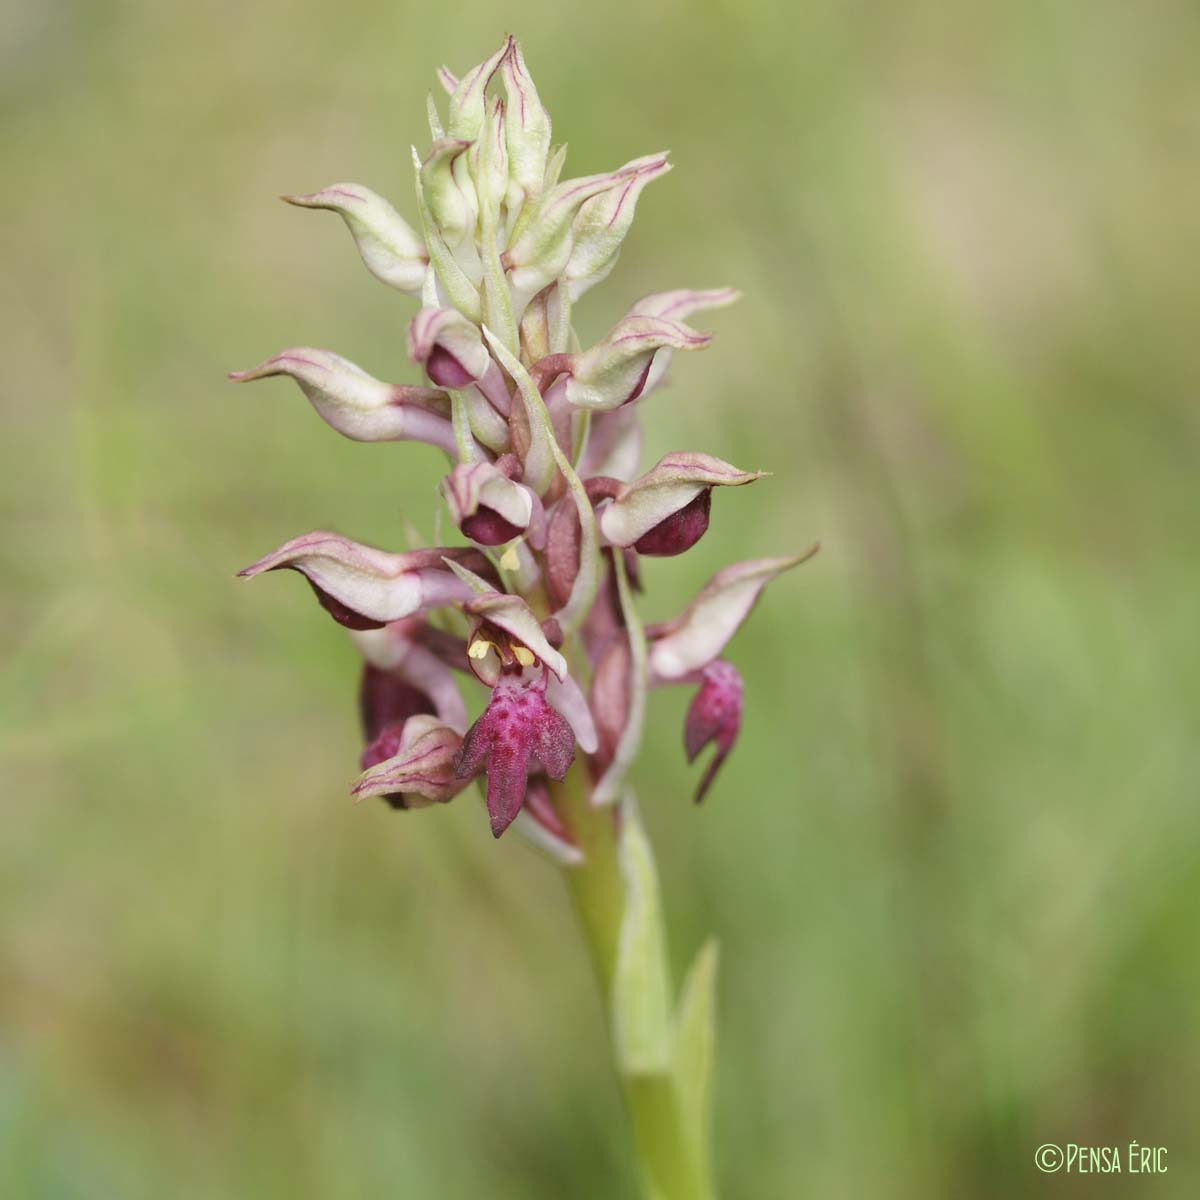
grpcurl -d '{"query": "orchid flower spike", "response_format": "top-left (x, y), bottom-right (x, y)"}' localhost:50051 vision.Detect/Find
top-left (232, 36), bottom-right (815, 844)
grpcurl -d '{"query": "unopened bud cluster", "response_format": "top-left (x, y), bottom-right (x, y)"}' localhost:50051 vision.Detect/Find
top-left (233, 37), bottom-right (814, 854)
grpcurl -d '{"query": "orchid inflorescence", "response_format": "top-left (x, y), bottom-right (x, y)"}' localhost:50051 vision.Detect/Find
top-left (232, 36), bottom-right (815, 858)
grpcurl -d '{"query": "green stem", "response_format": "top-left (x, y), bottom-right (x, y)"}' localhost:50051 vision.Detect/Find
top-left (558, 769), bottom-right (624, 996)
top-left (553, 770), bottom-right (714, 1200)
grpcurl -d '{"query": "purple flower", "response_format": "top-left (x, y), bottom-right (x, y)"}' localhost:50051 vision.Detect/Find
top-left (684, 660), bottom-right (743, 803)
top-left (453, 675), bottom-right (576, 837)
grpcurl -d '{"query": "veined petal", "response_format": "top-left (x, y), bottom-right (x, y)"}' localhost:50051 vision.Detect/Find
top-left (600, 453), bottom-right (765, 554)
top-left (352, 715), bottom-right (465, 807)
top-left (564, 156), bottom-right (673, 301)
top-left (229, 349), bottom-right (456, 453)
top-left (500, 37), bottom-right (551, 212)
top-left (629, 287), bottom-right (742, 322)
top-left (504, 154), bottom-right (670, 319)
top-left (282, 184), bottom-right (427, 294)
top-left (622, 288), bottom-right (741, 399)
top-left (564, 315), bottom-right (712, 411)
top-left (648, 549), bottom-right (818, 681)
top-left (237, 533), bottom-right (489, 629)
top-left (446, 40), bottom-right (509, 140)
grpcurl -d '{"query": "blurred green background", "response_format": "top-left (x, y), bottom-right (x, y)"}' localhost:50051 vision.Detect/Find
top-left (3, 0), bottom-right (1199, 1196)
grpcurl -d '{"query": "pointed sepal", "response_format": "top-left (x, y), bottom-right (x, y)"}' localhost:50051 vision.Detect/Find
top-left (564, 155), bottom-right (672, 300)
top-left (237, 533), bottom-right (491, 629)
top-left (500, 37), bottom-right (552, 213)
top-left (229, 349), bottom-right (455, 452)
top-left (564, 314), bottom-right (712, 410)
top-left (648, 548), bottom-right (818, 681)
top-left (282, 184), bottom-right (427, 294)
top-left (446, 41), bottom-right (509, 140)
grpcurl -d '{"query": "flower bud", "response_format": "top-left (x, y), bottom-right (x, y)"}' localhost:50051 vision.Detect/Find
top-left (470, 95), bottom-right (509, 231)
top-left (500, 37), bottom-right (552, 214)
top-left (564, 155), bottom-right (672, 300)
top-left (352, 715), bottom-right (466, 808)
top-left (563, 315), bottom-right (711, 410)
top-left (504, 154), bottom-right (669, 317)
top-left (418, 139), bottom-right (477, 249)
top-left (282, 184), bottom-right (427, 294)
top-left (408, 309), bottom-right (512, 450)
top-left (684, 660), bottom-right (743, 802)
top-left (446, 41), bottom-right (509, 140)
top-left (440, 460), bottom-right (541, 547)
top-left (599, 453), bottom-right (764, 556)
top-left (407, 307), bottom-right (490, 388)
top-left (228, 348), bottom-right (456, 453)
top-left (648, 550), bottom-right (818, 681)
top-left (238, 534), bottom-right (492, 630)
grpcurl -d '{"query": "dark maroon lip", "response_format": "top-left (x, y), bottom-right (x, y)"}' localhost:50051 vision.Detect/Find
top-left (425, 344), bottom-right (476, 388)
top-left (634, 488), bottom-right (712, 557)
top-left (462, 506), bottom-right (524, 546)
